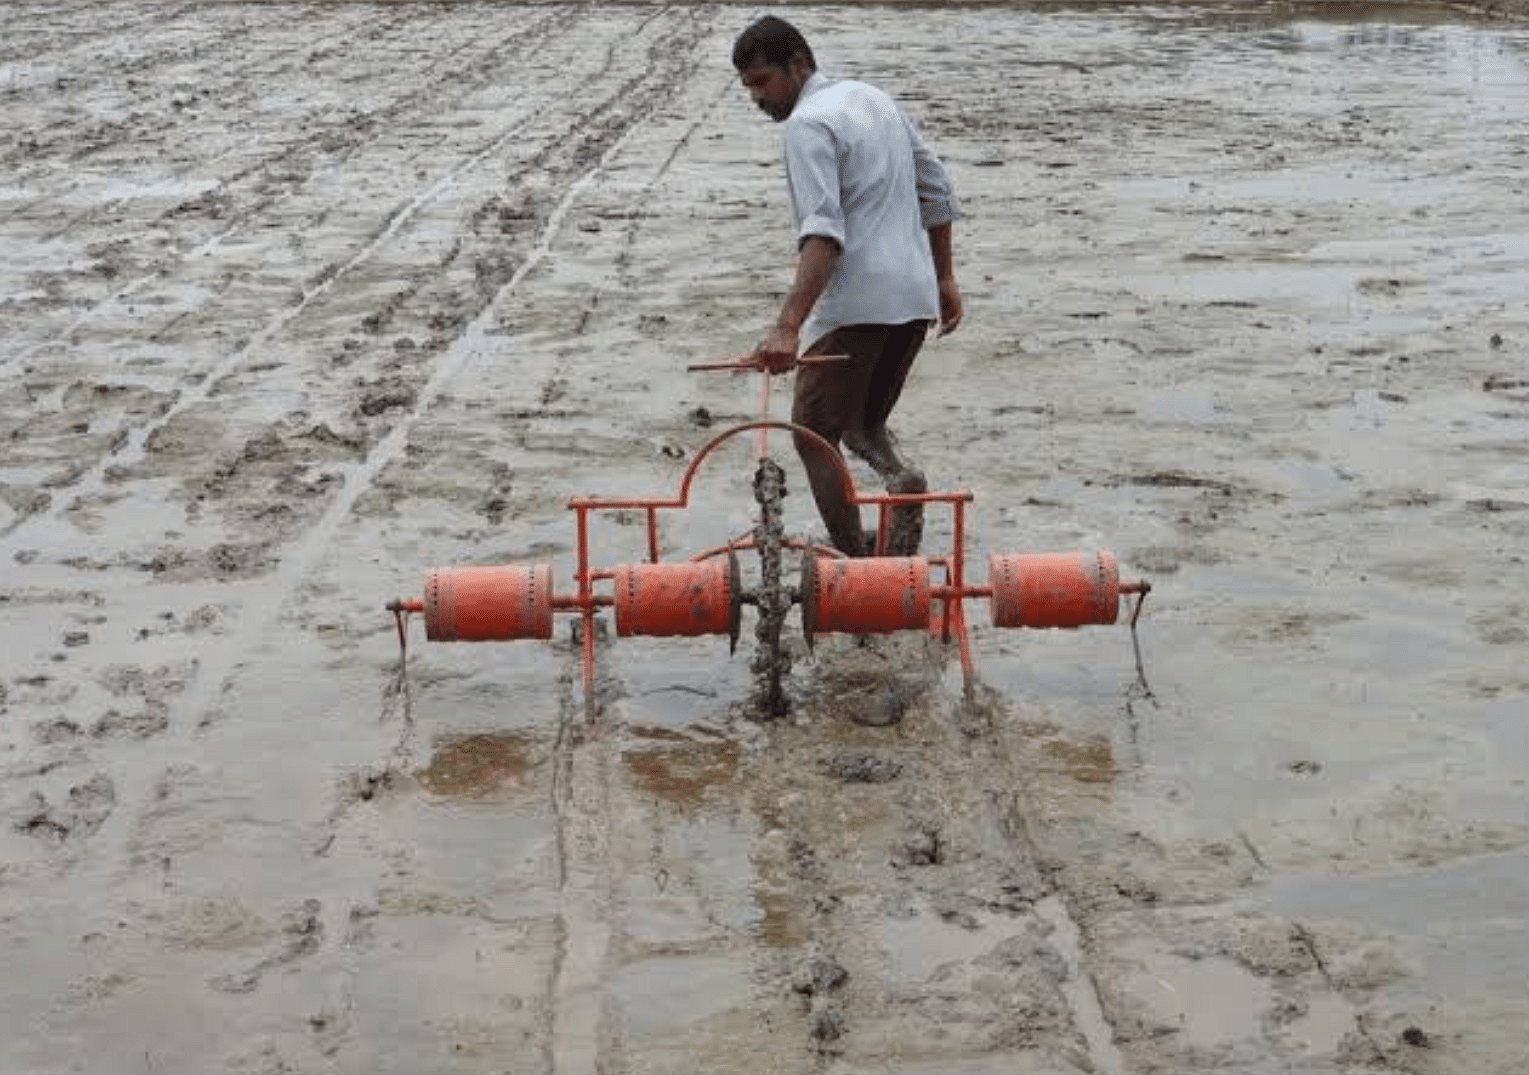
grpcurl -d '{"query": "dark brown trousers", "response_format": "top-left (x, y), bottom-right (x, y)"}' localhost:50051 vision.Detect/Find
top-left (792, 321), bottom-right (930, 556)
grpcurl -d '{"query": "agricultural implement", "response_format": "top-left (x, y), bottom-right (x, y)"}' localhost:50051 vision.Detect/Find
top-left (386, 355), bottom-right (1151, 717)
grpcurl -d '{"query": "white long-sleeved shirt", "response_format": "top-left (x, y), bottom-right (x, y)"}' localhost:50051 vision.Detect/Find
top-left (782, 72), bottom-right (960, 351)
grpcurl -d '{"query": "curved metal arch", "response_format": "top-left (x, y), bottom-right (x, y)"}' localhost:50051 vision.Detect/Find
top-left (675, 420), bottom-right (859, 507)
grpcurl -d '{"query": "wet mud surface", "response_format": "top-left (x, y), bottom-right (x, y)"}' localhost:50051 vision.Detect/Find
top-left (3, 2), bottom-right (1529, 1072)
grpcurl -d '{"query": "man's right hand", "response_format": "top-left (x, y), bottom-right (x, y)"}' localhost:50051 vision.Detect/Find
top-left (751, 324), bottom-right (801, 374)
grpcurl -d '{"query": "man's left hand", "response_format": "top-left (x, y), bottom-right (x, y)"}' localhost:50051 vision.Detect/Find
top-left (752, 324), bottom-right (801, 374)
top-left (937, 276), bottom-right (963, 337)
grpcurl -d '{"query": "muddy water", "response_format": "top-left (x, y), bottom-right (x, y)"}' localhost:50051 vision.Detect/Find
top-left (3, 2), bottom-right (1529, 1073)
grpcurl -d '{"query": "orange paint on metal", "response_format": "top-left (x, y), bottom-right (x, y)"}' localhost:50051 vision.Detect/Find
top-left (613, 559), bottom-right (737, 639)
top-left (423, 564), bottom-right (554, 642)
top-left (807, 556), bottom-right (931, 637)
top-left (988, 551), bottom-right (1120, 629)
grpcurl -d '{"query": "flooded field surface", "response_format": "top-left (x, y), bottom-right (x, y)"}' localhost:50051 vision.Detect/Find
top-left (2, 2), bottom-right (1528, 1072)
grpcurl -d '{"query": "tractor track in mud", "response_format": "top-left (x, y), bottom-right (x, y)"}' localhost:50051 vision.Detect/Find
top-left (5, 6), bottom-right (574, 356)
top-left (2, 5), bottom-right (396, 172)
top-left (2, 4), bottom-right (710, 552)
top-left (3, 9), bottom-right (725, 1070)
top-left (0, 0), bottom-right (212, 67)
top-left (7, 8), bottom-right (729, 1072)
top-left (30, 0), bottom-right (709, 778)
top-left (8, 6), bottom-right (572, 233)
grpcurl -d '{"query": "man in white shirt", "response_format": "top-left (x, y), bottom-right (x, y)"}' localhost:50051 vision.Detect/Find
top-left (734, 16), bottom-right (963, 558)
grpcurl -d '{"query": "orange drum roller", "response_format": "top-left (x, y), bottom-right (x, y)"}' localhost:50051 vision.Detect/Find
top-left (800, 553), bottom-right (931, 649)
top-left (613, 554), bottom-right (742, 652)
top-left (988, 551), bottom-right (1122, 629)
top-left (419, 564), bottom-right (555, 642)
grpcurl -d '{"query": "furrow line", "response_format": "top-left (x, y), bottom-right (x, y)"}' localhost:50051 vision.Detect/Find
top-left (0, 17), bottom-right (632, 551)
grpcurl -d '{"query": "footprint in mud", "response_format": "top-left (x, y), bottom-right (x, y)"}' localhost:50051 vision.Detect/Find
top-left (793, 951), bottom-right (850, 1048)
top-left (31, 716), bottom-right (82, 744)
top-left (13, 773), bottom-right (116, 845)
top-left (98, 662), bottom-right (191, 714)
top-left (222, 1037), bottom-right (298, 1073)
top-left (145, 541), bottom-right (277, 581)
top-left (91, 705), bottom-right (170, 739)
top-left (135, 604), bottom-right (227, 641)
top-left (1115, 470), bottom-right (1237, 493)
top-left (60, 970), bottom-right (137, 1006)
top-left (139, 894), bottom-right (277, 953)
top-left (357, 382), bottom-right (416, 417)
top-left (787, 835), bottom-right (828, 883)
top-left (1125, 543), bottom-right (1227, 575)
top-left (209, 898), bottom-right (323, 995)
top-left (892, 821), bottom-right (945, 868)
top-left (1469, 605), bottom-right (1529, 646)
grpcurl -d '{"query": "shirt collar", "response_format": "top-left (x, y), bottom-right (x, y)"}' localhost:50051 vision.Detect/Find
top-left (796, 71), bottom-right (832, 107)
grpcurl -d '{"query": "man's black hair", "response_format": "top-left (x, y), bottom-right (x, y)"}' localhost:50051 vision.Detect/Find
top-left (732, 16), bottom-right (816, 73)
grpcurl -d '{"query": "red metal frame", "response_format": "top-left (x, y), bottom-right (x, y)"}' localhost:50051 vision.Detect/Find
top-left (562, 420), bottom-right (992, 701)
top-left (388, 416), bottom-right (1148, 709)
top-left (390, 352), bottom-right (1152, 711)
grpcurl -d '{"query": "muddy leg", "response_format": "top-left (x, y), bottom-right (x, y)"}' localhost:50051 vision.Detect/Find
top-left (848, 321), bottom-right (930, 557)
top-left (844, 427), bottom-right (925, 557)
top-left (793, 335), bottom-right (879, 557)
top-left (793, 429), bottom-right (869, 557)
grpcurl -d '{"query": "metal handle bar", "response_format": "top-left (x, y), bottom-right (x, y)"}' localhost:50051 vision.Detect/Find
top-left (686, 353), bottom-right (850, 372)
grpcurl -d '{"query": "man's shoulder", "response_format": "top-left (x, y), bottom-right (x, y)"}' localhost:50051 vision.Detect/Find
top-left (790, 78), bottom-right (899, 131)
top-left (798, 78), bottom-right (890, 111)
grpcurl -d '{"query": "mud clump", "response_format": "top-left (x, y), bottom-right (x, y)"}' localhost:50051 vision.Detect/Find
top-left (32, 716), bottom-right (81, 743)
top-left (145, 542), bottom-right (276, 581)
top-left (358, 385), bottom-right (416, 417)
top-left (794, 952), bottom-right (850, 1049)
top-left (821, 750), bottom-right (903, 784)
top-left (793, 953), bottom-right (850, 997)
top-left (894, 821), bottom-right (944, 867)
top-left (806, 639), bottom-right (936, 728)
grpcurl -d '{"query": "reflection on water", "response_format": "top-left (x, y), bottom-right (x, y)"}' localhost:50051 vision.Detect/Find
top-left (752, 886), bottom-right (809, 949)
top-left (415, 731), bottom-right (539, 801)
top-left (623, 737), bottom-right (741, 809)
top-left (1117, 942), bottom-right (1274, 1047)
top-left (1041, 736), bottom-right (1117, 784)
top-left (1013, 721), bottom-right (1119, 787)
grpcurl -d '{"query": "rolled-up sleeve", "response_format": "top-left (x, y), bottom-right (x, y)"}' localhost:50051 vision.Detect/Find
top-left (901, 109), bottom-right (960, 230)
top-left (784, 118), bottom-right (846, 251)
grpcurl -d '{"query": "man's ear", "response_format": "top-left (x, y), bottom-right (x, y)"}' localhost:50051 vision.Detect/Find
top-left (791, 54), bottom-right (811, 82)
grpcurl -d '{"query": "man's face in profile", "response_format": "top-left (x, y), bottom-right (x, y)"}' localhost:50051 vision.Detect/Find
top-left (738, 56), bottom-right (810, 122)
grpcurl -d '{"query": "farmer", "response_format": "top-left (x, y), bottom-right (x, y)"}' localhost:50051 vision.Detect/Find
top-left (734, 16), bottom-right (962, 557)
